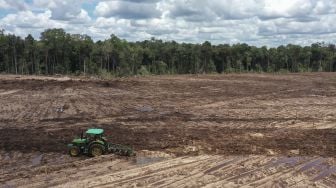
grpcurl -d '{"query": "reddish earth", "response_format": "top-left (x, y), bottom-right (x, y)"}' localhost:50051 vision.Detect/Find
top-left (0, 73), bottom-right (335, 187)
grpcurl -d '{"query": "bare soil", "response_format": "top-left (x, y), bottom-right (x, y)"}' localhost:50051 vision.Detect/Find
top-left (0, 73), bottom-right (335, 187)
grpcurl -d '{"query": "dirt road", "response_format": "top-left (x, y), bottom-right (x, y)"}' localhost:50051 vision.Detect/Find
top-left (0, 73), bottom-right (335, 187)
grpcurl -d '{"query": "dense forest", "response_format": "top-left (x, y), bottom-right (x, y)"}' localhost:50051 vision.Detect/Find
top-left (0, 28), bottom-right (336, 76)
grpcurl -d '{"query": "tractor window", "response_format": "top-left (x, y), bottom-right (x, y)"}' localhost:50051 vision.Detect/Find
top-left (86, 134), bottom-right (100, 141)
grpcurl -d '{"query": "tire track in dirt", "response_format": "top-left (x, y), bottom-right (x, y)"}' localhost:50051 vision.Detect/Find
top-left (157, 156), bottom-right (256, 188)
top-left (45, 155), bottom-right (336, 188)
top-left (55, 156), bottom-right (211, 188)
top-left (22, 159), bottom-right (134, 188)
top-left (144, 156), bottom-right (227, 187)
top-left (113, 156), bottom-right (222, 187)
top-left (93, 156), bottom-right (214, 188)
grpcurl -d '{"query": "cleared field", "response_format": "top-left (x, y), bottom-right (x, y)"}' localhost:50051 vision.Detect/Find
top-left (0, 73), bottom-right (335, 187)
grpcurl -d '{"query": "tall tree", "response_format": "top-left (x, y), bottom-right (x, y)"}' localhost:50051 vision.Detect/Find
top-left (0, 28), bottom-right (336, 76)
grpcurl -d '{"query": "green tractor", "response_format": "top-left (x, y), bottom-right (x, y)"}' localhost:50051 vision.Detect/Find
top-left (68, 128), bottom-right (134, 157)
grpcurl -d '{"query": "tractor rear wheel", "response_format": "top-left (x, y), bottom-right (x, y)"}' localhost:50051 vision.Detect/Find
top-left (69, 146), bottom-right (80, 157)
top-left (89, 144), bottom-right (104, 157)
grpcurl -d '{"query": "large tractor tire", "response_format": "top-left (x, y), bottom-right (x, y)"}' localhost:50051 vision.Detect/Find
top-left (89, 144), bottom-right (105, 157)
top-left (69, 146), bottom-right (80, 157)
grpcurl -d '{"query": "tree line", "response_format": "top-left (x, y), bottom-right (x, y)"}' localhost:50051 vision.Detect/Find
top-left (0, 28), bottom-right (336, 76)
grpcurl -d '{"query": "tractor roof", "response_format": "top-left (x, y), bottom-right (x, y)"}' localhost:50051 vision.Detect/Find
top-left (86, 128), bottom-right (104, 135)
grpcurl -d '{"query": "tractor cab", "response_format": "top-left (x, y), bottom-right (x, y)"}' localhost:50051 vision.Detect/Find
top-left (70, 128), bottom-right (104, 144)
top-left (85, 128), bottom-right (105, 141)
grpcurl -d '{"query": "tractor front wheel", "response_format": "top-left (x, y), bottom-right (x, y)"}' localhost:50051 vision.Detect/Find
top-left (89, 144), bottom-right (104, 157)
top-left (69, 146), bottom-right (80, 157)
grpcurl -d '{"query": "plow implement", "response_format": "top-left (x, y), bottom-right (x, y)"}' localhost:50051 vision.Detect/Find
top-left (107, 142), bottom-right (134, 156)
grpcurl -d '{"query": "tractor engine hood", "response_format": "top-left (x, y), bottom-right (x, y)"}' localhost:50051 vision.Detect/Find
top-left (72, 138), bottom-right (86, 144)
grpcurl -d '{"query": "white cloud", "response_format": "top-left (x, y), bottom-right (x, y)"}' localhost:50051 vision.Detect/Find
top-left (0, 0), bottom-right (336, 46)
top-left (95, 0), bottom-right (162, 19)
top-left (0, 10), bottom-right (90, 39)
top-left (0, 10), bottom-right (65, 38)
top-left (313, 0), bottom-right (336, 15)
top-left (259, 14), bottom-right (336, 36)
top-left (32, 0), bottom-right (91, 23)
top-left (1, 11), bottom-right (59, 29)
top-left (33, 0), bottom-right (55, 8)
top-left (0, 0), bottom-right (28, 10)
top-left (0, 0), bottom-right (11, 9)
top-left (261, 0), bottom-right (313, 19)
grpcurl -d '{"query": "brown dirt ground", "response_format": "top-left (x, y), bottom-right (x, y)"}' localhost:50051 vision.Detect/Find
top-left (0, 73), bottom-right (335, 187)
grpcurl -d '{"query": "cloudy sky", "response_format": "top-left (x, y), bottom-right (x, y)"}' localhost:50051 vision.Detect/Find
top-left (0, 0), bottom-right (336, 46)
